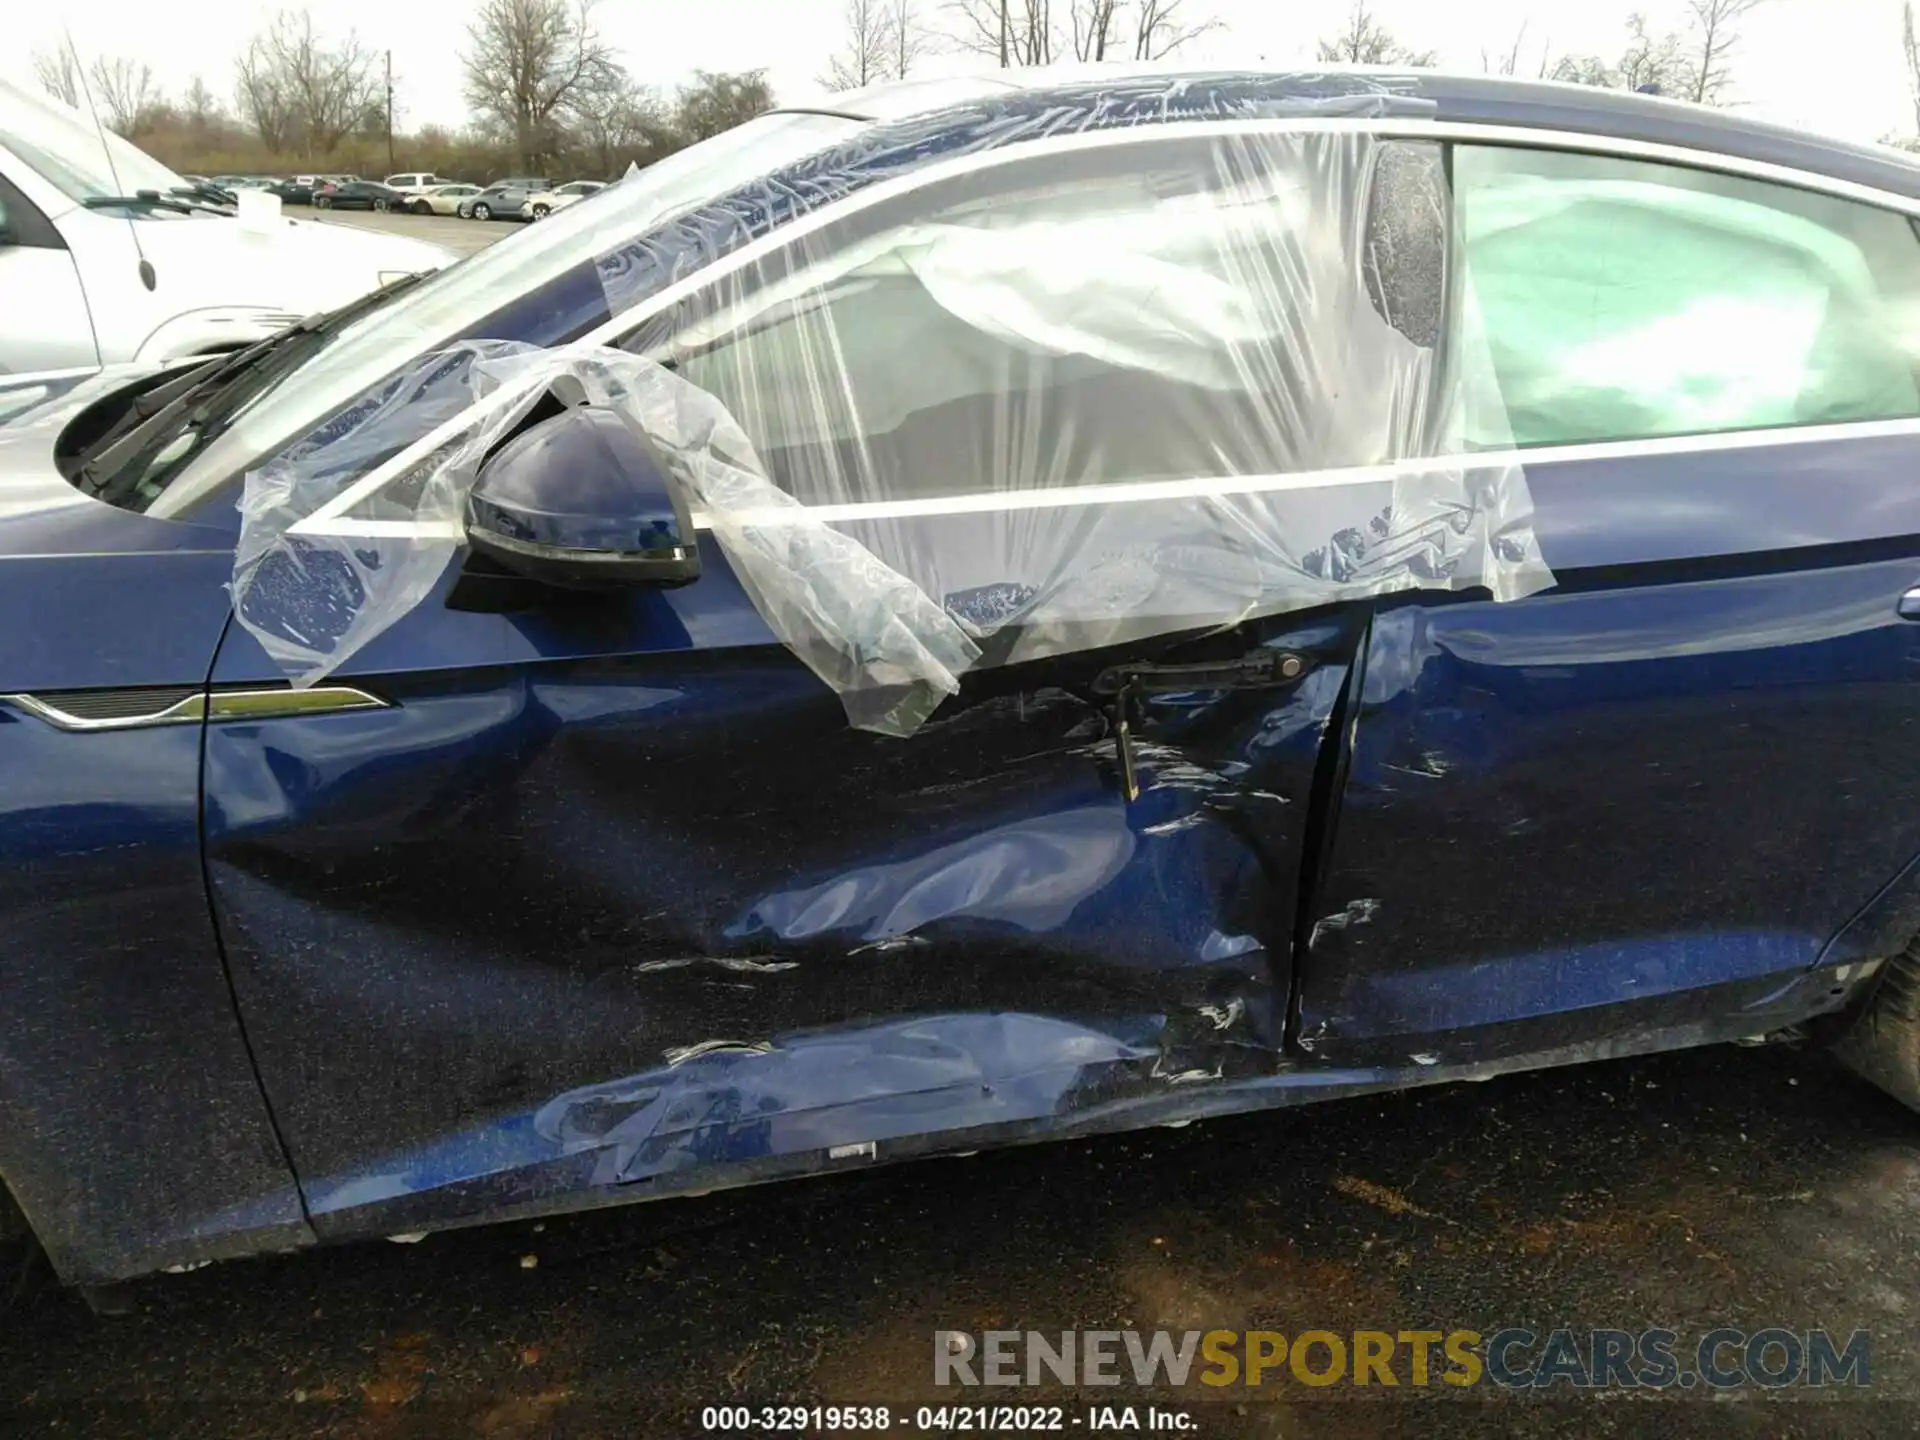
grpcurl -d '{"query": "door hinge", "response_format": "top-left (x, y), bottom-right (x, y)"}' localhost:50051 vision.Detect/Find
top-left (1096, 650), bottom-right (1316, 802)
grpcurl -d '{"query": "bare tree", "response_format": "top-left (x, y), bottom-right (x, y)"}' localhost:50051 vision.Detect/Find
top-left (180, 76), bottom-right (223, 126)
top-left (234, 38), bottom-right (296, 152)
top-left (1684, 0), bottom-right (1767, 104)
top-left (1482, 22), bottom-right (1556, 78)
top-left (945, 0), bottom-right (1056, 65)
top-left (1483, 22), bottom-right (1526, 75)
top-left (1071, 0), bottom-right (1122, 60)
top-left (568, 64), bottom-right (673, 176)
top-left (1618, 12), bottom-right (1692, 93)
top-left (1130, 0), bottom-right (1218, 59)
top-left (233, 11), bottom-right (382, 156)
top-left (32, 49), bottom-right (83, 109)
top-left (463, 0), bottom-right (617, 169)
top-left (884, 0), bottom-right (930, 77)
top-left (673, 70), bottom-right (776, 143)
top-left (1551, 12), bottom-right (1691, 95)
top-left (86, 57), bottom-right (165, 136)
top-left (825, 0), bottom-right (893, 89)
top-left (1906, 1), bottom-right (1920, 138)
top-left (1315, 1), bottom-right (1436, 66)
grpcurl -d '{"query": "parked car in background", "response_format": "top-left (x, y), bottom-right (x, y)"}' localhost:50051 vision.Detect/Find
top-left (313, 179), bottom-right (406, 212)
top-left (383, 172), bottom-right (450, 195)
top-left (266, 177), bottom-right (314, 205)
top-left (410, 182), bottom-right (481, 216)
top-left (458, 177), bottom-right (550, 220)
top-left (0, 76), bottom-right (451, 374)
top-left (521, 179), bottom-right (604, 219)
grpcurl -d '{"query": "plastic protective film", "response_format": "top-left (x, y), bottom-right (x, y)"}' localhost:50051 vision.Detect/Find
top-left (235, 118), bottom-right (1553, 737)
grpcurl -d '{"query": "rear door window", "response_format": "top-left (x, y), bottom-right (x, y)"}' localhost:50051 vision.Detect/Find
top-left (1449, 144), bottom-right (1920, 449)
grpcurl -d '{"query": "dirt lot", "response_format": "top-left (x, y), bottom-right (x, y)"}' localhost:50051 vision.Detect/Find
top-left (4, 1041), bottom-right (1917, 1438)
top-left (311, 206), bottom-right (513, 257)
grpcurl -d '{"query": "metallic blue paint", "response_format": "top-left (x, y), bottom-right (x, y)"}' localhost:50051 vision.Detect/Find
top-left (1297, 547), bottom-right (1920, 1062)
top-left (466, 406), bottom-right (698, 575)
top-left (0, 73), bottom-right (1914, 1284)
top-left (295, 960), bottom-right (1862, 1243)
top-left (202, 544), bottom-right (1359, 1239)
top-left (0, 515), bottom-right (310, 1282)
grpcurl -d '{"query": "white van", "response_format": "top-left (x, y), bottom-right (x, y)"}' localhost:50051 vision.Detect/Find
top-left (0, 80), bottom-right (454, 376)
top-left (383, 172), bottom-right (449, 194)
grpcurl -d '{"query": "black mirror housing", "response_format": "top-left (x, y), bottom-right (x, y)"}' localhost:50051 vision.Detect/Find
top-left (463, 404), bottom-right (701, 591)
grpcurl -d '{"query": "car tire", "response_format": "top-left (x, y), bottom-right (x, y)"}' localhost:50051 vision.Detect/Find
top-left (411, 200), bottom-right (432, 215)
top-left (314, 195), bottom-right (331, 209)
top-left (473, 202), bottom-right (492, 221)
top-left (373, 198), bottom-right (390, 212)
top-left (531, 203), bottom-right (550, 219)
top-left (1834, 939), bottom-right (1920, 1109)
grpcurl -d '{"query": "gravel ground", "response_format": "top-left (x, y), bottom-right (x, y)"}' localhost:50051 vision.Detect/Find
top-left (3, 1041), bottom-right (1916, 1438)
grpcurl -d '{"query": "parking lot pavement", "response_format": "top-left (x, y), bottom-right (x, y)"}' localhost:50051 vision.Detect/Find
top-left (307, 206), bottom-right (512, 257)
top-left (3, 1041), bottom-right (1916, 1438)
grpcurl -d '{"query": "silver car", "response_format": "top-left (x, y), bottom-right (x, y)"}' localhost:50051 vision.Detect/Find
top-left (521, 180), bottom-right (605, 220)
top-left (410, 183), bottom-right (482, 217)
top-left (458, 179), bottom-right (551, 222)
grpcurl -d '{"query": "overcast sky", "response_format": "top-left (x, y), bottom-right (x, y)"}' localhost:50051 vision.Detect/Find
top-left (7, 0), bottom-right (1914, 146)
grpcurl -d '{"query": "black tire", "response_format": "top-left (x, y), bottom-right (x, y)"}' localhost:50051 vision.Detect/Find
top-left (473, 202), bottom-right (492, 221)
top-left (314, 195), bottom-right (331, 209)
top-left (531, 203), bottom-right (550, 219)
top-left (373, 198), bottom-right (390, 212)
top-left (412, 200), bottom-right (432, 215)
top-left (1835, 939), bottom-right (1920, 1109)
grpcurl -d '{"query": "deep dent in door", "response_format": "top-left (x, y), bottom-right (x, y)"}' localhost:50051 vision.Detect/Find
top-left (202, 603), bottom-right (1360, 1238)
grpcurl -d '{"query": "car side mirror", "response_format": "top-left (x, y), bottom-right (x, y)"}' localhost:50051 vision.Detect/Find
top-left (462, 403), bottom-right (702, 592)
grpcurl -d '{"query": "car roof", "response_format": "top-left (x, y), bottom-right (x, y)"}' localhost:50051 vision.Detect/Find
top-left (803, 64), bottom-right (1920, 201)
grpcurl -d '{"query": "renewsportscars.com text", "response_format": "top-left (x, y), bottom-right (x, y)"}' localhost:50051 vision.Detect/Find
top-left (935, 1327), bottom-right (1871, 1390)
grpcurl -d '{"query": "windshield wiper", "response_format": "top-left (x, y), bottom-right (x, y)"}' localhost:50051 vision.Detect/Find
top-left (77, 270), bottom-right (434, 505)
top-left (82, 190), bottom-right (202, 216)
top-left (169, 183), bottom-right (237, 211)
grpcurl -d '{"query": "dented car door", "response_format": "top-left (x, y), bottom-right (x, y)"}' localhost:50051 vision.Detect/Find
top-left (1297, 142), bottom-right (1920, 1063)
top-left (200, 124), bottom-right (1518, 1237)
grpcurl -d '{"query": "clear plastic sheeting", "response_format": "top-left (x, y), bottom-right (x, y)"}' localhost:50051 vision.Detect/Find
top-left (233, 342), bottom-right (981, 735)
top-left (589, 70), bottom-right (1446, 320)
top-left (235, 120), bottom-right (1554, 737)
top-left (233, 343), bottom-right (516, 681)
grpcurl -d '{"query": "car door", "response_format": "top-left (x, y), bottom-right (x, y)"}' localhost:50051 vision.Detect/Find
top-left (1297, 139), bottom-right (1920, 1064)
top-left (199, 124), bottom-right (1505, 1236)
top-left (0, 171), bottom-right (98, 374)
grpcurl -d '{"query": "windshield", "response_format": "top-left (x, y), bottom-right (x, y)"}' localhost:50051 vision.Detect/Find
top-left (159, 109), bottom-right (864, 518)
top-left (0, 78), bottom-right (187, 204)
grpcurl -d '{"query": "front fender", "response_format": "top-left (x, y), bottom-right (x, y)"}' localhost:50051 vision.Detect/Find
top-left (135, 307), bottom-right (305, 364)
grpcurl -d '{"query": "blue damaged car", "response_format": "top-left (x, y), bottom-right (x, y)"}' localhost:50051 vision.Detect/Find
top-left (5, 66), bottom-right (1920, 1295)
